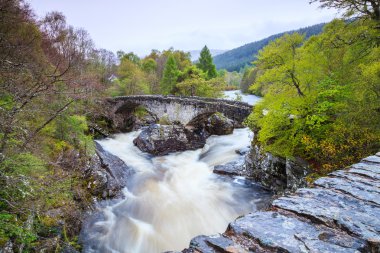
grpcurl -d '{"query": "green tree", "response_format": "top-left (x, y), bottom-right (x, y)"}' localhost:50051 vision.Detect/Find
top-left (111, 56), bottom-right (149, 96)
top-left (176, 77), bottom-right (224, 97)
top-left (246, 19), bottom-right (380, 174)
top-left (241, 67), bottom-right (259, 94)
top-left (197, 45), bottom-right (218, 80)
top-left (161, 55), bottom-right (179, 94)
top-left (253, 33), bottom-right (306, 97)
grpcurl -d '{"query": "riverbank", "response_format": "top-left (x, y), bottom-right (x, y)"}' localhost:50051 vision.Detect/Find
top-left (180, 154), bottom-right (380, 252)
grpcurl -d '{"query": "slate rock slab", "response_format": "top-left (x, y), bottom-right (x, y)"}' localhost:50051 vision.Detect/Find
top-left (330, 170), bottom-right (380, 188)
top-left (362, 155), bottom-right (380, 164)
top-left (186, 234), bottom-right (248, 253)
top-left (314, 176), bottom-right (380, 205)
top-left (273, 188), bottom-right (380, 245)
top-left (228, 211), bottom-right (366, 253)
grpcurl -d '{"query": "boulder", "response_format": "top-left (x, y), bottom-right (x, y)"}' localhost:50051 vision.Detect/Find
top-left (213, 156), bottom-right (246, 177)
top-left (133, 124), bottom-right (206, 156)
top-left (247, 141), bottom-right (311, 193)
top-left (85, 143), bottom-right (135, 198)
top-left (205, 113), bottom-right (234, 136)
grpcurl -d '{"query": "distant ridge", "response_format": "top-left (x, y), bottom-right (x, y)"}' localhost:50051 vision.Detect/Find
top-left (213, 23), bottom-right (326, 71)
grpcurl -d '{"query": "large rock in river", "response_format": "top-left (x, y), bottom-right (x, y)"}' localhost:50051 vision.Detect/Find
top-left (85, 143), bottom-right (135, 198)
top-left (205, 113), bottom-right (234, 135)
top-left (133, 124), bottom-right (206, 156)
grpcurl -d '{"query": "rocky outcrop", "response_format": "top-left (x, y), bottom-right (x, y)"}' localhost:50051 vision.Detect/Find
top-left (85, 143), bottom-right (135, 198)
top-left (133, 124), bottom-right (207, 156)
top-left (205, 113), bottom-right (234, 136)
top-left (213, 148), bottom-right (252, 177)
top-left (247, 142), bottom-right (311, 193)
top-left (181, 154), bottom-right (380, 253)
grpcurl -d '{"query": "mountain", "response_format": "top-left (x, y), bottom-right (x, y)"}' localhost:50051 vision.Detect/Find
top-left (188, 49), bottom-right (228, 62)
top-left (213, 23), bottom-right (326, 71)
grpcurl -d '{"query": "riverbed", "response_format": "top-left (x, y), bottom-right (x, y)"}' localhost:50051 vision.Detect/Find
top-left (81, 128), bottom-right (271, 253)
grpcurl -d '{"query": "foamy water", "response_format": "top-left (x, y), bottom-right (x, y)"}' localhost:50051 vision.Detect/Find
top-left (82, 128), bottom-right (271, 253)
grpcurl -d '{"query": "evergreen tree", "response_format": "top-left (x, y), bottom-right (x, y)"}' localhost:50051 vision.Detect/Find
top-left (161, 55), bottom-right (179, 94)
top-left (197, 45), bottom-right (217, 80)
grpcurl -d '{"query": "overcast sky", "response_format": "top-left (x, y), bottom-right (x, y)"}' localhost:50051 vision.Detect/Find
top-left (27, 0), bottom-right (338, 56)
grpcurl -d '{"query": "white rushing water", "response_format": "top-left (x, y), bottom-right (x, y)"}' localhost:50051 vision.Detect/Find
top-left (83, 128), bottom-right (270, 253)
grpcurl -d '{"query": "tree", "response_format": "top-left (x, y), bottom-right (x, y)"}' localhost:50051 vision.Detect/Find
top-left (310, 0), bottom-right (380, 21)
top-left (241, 67), bottom-right (259, 94)
top-left (161, 55), bottom-right (179, 94)
top-left (253, 33), bottom-right (306, 97)
top-left (246, 19), bottom-right (380, 174)
top-left (176, 77), bottom-right (224, 97)
top-left (197, 45), bottom-right (217, 80)
top-left (112, 56), bottom-right (148, 95)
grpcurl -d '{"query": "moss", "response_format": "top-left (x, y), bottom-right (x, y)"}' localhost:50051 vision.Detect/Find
top-left (40, 216), bottom-right (59, 227)
top-left (158, 115), bottom-right (171, 125)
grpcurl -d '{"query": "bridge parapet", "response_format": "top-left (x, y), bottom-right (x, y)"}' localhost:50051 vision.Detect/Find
top-left (107, 95), bottom-right (253, 126)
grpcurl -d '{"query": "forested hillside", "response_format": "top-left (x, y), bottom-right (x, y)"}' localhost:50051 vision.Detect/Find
top-left (246, 2), bottom-right (380, 177)
top-left (213, 23), bottom-right (325, 71)
top-left (0, 0), bottom-right (119, 250)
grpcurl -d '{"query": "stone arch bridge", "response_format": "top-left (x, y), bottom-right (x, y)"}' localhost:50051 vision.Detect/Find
top-left (107, 95), bottom-right (253, 128)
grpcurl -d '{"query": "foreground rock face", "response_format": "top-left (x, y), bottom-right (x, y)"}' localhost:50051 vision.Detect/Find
top-left (247, 142), bottom-right (311, 193)
top-left (181, 153), bottom-right (380, 253)
top-left (85, 143), bottom-right (135, 198)
top-left (133, 124), bottom-right (207, 156)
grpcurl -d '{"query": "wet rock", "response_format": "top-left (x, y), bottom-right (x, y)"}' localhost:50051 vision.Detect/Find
top-left (213, 156), bottom-right (252, 178)
top-left (273, 187), bottom-right (380, 246)
top-left (247, 143), bottom-right (311, 193)
top-left (235, 147), bottom-right (250, 155)
top-left (133, 124), bottom-right (206, 156)
top-left (248, 143), bottom-right (286, 191)
top-left (285, 158), bottom-right (311, 192)
top-left (185, 234), bottom-right (246, 253)
top-left (205, 113), bottom-right (234, 136)
top-left (228, 211), bottom-right (367, 253)
top-left (85, 143), bottom-right (135, 198)
top-left (376, 152), bottom-right (380, 157)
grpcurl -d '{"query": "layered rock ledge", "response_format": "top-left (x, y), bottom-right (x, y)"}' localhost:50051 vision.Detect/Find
top-left (179, 153), bottom-right (380, 253)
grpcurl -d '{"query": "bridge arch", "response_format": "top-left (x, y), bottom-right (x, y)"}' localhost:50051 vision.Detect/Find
top-left (107, 95), bottom-right (253, 128)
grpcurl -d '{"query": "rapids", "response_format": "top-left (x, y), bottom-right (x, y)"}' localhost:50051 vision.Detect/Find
top-left (82, 128), bottom-right (271, 253)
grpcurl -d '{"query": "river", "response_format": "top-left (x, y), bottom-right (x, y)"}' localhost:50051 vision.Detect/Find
top-left (223, 90), bottom-right (261, 105)
top-left (82, 92), bottom-right (270, 253)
